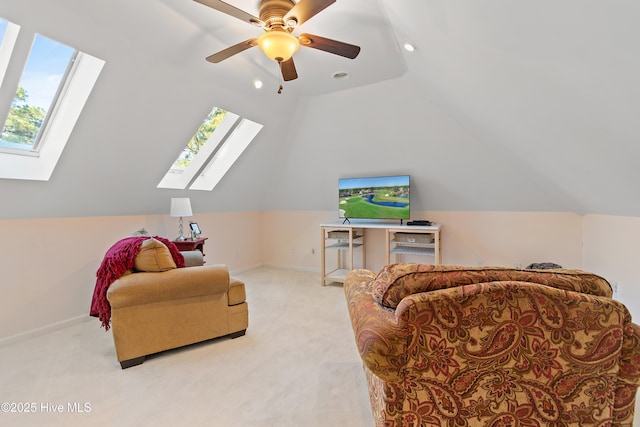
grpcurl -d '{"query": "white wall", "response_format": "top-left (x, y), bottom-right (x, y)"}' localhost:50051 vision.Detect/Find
top-left (583, 214), bottom-right (640, 319)
top-left (2, 209), bottom-right (639, 343)
top-left (428, 211), bottom-right (583, 269)
top-left (262, 210), bottom-right (583, 275)
top-left (0, 212), bottom-right (262, 342)
top-left (263, 210), bottom-right (640, 322)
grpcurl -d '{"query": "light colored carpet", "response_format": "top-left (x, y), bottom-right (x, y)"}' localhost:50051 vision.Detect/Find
top-left (0, 267), bottom-right (374, 426)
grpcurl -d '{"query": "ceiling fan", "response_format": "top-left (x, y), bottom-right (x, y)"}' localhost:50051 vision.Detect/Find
top-left (194, 0), bottom-right (361, 82)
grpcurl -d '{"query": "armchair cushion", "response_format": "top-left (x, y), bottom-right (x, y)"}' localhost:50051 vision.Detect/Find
top-left (373, 263), bottom-right (612, 309)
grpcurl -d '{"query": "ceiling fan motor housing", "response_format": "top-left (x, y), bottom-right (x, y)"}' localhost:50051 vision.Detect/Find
top-left (259, 0), bottom-right (296, 29)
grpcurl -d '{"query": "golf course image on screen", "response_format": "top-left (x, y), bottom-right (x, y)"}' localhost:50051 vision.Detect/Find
top-left (338, 175), bottom-right (410, 220)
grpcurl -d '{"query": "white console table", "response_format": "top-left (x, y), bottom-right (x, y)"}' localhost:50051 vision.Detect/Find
top-left (320, 222), bottom-right (442, 286)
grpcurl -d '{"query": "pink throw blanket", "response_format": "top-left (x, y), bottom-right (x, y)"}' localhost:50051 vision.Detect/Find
top-left (90, 236), bottom-right (185, 330)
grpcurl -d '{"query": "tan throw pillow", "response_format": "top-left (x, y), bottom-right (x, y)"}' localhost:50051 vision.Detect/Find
top-left (133, 238), bottom-right (177, 272)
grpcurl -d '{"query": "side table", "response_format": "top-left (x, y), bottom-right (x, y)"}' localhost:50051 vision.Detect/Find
top-left (173, 237), bottom-right (208, 255)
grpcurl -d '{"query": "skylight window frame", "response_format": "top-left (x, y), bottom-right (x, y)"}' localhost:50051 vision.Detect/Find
top-left (0, 19), bottom-right (19, 88)
top-left (157, 111), bottom-right (241, 190)
top-left (28, 48), bottom-right (79, 154)
top-left (0, 47), bottom-right (104, 180)
top-left (189, 118), bottom-right (263, 191)
top-left (157, 107), bottom-right (263, 192)
top-left (0, 33), bottom-right (79, 156)
top-left (0, 17), bottom-right (105, 181)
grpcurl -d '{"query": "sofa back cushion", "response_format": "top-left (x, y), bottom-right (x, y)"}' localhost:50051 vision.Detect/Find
top-left (372, 264), bottom-right (612, 309)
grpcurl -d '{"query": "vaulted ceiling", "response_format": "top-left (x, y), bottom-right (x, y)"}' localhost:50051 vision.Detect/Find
top-left (1, 0), bottom-right (639, 220)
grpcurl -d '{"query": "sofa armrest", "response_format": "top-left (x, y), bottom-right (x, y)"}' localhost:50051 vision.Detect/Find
top-left (107, 264), bottom-right (230, 309)
top-left (181, 250), bottom-right (204, 267)
top-left (344, 269), bottom-right (408, 382)
top-left (228, 277), bottom-right (246, 306)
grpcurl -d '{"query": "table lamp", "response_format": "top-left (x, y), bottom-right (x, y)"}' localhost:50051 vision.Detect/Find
top-left (170, 197), bottom-right (192, 241)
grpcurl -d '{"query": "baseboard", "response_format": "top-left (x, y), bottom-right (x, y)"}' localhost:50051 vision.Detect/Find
top-left (262, 263), bottom-right (320, 274)
top-left (229, 263), bottom-right (264, 275)
top-left (0, 265), bottom-right (315, 347)
top-left (0, 314), bottom-right (91, 348)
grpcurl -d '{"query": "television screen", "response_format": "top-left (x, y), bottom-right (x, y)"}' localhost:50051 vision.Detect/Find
top-left (339, 175), bottom-right (410, 220)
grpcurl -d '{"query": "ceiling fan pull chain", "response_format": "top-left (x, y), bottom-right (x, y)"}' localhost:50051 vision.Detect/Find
top-left (277, 61), bottom-right (284, 94)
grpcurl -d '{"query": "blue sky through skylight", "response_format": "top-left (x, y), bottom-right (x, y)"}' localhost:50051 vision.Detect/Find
top-left (19, 35), bottom-right (75, 109)
top-left (0, 19), bottom-right (7, 41)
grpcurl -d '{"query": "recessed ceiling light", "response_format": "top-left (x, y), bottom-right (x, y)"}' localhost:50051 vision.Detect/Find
top-left (253, 79), bottom-right (263, 89)
top-left (332, 71), bottom-right (349, 80)
top-left (403, 42), bottom-right (416, 52)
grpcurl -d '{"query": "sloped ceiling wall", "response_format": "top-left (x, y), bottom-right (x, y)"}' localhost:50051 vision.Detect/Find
top-left (268, 0), bottom-right (640, 216)
top-left (1, 0), bottom-right (639, 219)
top-left (0, 0), bottom-right (300, 219)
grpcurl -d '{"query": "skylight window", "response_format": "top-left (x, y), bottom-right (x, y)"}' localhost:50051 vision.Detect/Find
top-left (1, 34), bottom-right (76, 151)
top-left (172, 107), bottom-right (228, 171)
top-left (0, 21), bottom-right (104, 181)
top-left (158, 106), bottom-right (263, 191)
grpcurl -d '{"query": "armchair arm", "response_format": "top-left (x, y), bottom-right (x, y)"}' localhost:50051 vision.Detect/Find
top-left (344, 269), bottom-right (408, 382)
top-left (107, 264), bottom-right (230, 309)
top-left (619, 322), bottom-right (640, 385)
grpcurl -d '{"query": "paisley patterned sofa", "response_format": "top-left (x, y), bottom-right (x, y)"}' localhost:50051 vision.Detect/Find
top-left (344, 264), bottom-right (640, 427)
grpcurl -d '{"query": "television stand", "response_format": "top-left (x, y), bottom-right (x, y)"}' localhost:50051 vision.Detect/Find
top-left (320, 222), bottom-right (442, 286)
top-left (320, 225), bottom-right (365, 286)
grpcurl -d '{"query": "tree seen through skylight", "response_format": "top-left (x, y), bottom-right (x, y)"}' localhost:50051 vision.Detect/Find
top-left (172, 107), bottom-right (228, 169)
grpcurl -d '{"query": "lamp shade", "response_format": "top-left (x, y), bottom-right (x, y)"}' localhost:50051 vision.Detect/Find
top-left (170, 198), bottom-right (192, 217)
top-left (258, 30), bottom-right (300, 62)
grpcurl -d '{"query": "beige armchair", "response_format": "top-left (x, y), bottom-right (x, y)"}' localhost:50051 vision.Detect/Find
top-left (107, 264), bottom-right (248, 368)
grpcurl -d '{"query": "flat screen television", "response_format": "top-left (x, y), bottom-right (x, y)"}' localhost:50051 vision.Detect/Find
top-left (339, 175), bottom-right (410, 221)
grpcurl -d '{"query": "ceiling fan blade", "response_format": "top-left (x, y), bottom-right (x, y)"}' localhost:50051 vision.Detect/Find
top-left (284, 0), bottom-right (335, 27)
top-left (194, 0), bottom-right (263, 26)
top-left (206, 39), bottom-right (258, 63)
top-left (298, 33), bottom-right (361, 59)
top-left (279, 57), bottom-right (298, 81)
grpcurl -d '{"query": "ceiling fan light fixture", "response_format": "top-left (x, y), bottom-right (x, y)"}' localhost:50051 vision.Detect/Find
top-left (258, 30), bottom-right (300, 62)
